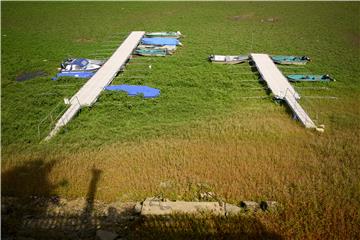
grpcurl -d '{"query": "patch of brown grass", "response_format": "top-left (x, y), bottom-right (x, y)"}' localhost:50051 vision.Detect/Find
top-left (2, 110), bottom-right (360, 238)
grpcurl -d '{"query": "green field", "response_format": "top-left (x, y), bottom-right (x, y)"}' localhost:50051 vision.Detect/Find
top-left (2, 2), bottom-right (360, 239)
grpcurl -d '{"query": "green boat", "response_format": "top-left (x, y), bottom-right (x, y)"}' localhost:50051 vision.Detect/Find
top-left (271, 55), bottom-right (310, 65)
top-left (287, 74), bottom-right (335, 82)
top-left (135, 48), bottom-right (167, 57)
top-left (137, 44), bottom-right (177, 54)
top-left (145, 31), bottom-right (181, 38)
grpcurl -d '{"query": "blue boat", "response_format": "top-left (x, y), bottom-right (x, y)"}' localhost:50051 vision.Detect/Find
top-left (287, 74), bottom-right (335, 82)
top-left (271, 55), bottom-right (310, 65)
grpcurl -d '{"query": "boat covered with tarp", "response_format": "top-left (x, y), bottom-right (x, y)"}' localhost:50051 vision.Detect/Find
top-left (145, 31), bottom-right (181, 38)
top-left (287, 74), bottom-right (335, 82)
top-left (141, 37), bottom-right (182, 46)
top-left (209, 55), bottom-right (249, 64)
top-left (271, 55), bottom-right (310, 65)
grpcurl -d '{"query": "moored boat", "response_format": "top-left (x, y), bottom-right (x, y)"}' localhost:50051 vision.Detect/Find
top-left (287, 74), bottom-right (335, 82)
top-left (135, 48), bottom-right (167, 57)
top-left (271, 55), bottom-right (310, 65)
top-left (137, 44), bottom-right (177, 54)
top-left (60, 58), bottom-right (105, 72)
top-left (145, 31), bottom-right (181, 38)
top-left (209, 55), bottom-right (249, 64)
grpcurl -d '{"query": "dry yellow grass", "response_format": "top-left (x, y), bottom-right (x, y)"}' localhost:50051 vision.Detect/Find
top-left (2, 108), bottom-right (359, 238)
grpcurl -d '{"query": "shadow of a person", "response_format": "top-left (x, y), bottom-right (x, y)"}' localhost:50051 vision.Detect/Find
top-left (79, 166), bottom-right (102, 238)
top-left (1, 159), bottom-right (64, 237)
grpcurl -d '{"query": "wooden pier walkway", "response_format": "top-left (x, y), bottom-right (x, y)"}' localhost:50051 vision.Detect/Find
top-left (46, 31), bottom-right (145, 140)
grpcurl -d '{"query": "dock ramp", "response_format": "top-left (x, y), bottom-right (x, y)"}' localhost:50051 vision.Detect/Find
top-left (285, 92), bottom-right (316, 128)
top-left (251, 53), bottom-right (317, 129)
top-left (45, 31), bottom-right (145, 140)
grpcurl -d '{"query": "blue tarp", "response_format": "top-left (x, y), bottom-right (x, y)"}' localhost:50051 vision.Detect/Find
top-left (105, 84), bottom-right (160, 98)
top-left (52, 71), bottom-right (95, 80)
top-left (141, 37), bottom-right (180, 46)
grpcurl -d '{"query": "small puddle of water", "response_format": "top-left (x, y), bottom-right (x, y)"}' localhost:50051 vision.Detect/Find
top-left (16, 71), bottom-right (48, 82)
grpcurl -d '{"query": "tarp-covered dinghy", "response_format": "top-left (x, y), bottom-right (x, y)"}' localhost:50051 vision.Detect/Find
top-left (145, 31), bottom-right (182, 38)
top-left (287, 74), bottom-right (335, 82)
top-left (209, 55), bottom-right (249, 64)
top-left (271, 55), bottom-right (310, 65)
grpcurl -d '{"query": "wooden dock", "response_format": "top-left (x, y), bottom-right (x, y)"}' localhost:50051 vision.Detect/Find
top-left (46, 31), bottom-right (145, 140)
top-left (251, 53), bottom-right (317, 129)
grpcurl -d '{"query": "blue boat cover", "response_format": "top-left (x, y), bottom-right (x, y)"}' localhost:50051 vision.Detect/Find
top-left (105, 84), bottom-right (160, 98)
top-left (141, 37), bottom-right (180, 46)
top-left (52, 71), bottom-right (94, 80)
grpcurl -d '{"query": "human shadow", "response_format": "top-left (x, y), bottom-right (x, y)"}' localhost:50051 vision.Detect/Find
top-left (2, 162), bottom-right (282, 239)
top-left (79, 166), bottom-right (102, 238)
top-left (1, 159), bottom-right (62, 237)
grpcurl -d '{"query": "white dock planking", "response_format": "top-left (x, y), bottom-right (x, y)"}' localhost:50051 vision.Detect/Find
top-left (284, 93), bottom-right (317, 128)
top-left (251, 53), bottom-right (317, 129)
top-left (251, 53), bottom-right (300, 100)
top-left (45, 31), bottom-right (145, 140)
